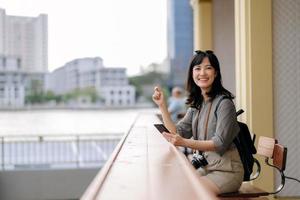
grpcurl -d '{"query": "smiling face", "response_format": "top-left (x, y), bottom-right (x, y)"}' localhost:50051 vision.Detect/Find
top-left (192, 57), bottom-right (216, 94)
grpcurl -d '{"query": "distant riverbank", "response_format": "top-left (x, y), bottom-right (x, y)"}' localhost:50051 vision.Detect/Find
top-left (0, 102), bottom-right (154, 111)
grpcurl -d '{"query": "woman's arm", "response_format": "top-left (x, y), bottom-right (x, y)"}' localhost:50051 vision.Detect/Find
top-left (159, 103), bottom-right (177, 133)
top-left (211, 99), bottom-right (240, 154)
top-left (152, 86), bottom-right (177, 133)
top-left (163, 132), bottom-right (216, 151)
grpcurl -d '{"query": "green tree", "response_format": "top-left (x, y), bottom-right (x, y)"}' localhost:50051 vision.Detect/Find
top-left (62, 87), bottom-right (99, 103)
top-left (25, 79), bottom-right (44, 104)
top-left (129, 71), bottom-right (169, 102)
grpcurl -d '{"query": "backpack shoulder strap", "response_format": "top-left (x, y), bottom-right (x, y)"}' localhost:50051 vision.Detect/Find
top-left (214, 96), bottom-right (231, 120)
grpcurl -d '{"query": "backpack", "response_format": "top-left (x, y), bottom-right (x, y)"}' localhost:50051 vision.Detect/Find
top-left (214, 96), bottom-right (257, 181)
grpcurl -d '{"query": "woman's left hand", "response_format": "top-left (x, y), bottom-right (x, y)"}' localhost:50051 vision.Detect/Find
top-left (162, 132), bottom-right (185, 146)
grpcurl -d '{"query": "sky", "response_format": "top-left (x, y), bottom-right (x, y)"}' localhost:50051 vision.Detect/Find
top-left (0, 0), bottom-right (167, 75)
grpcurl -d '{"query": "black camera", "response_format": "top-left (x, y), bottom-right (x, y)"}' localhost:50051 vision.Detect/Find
top-left (191, 152), bottom-right (208, 169)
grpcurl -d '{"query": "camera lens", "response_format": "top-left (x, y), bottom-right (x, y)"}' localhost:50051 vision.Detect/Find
top-left (191, 158), bottom-right (201, 169)
top-left (191, 152), bottom-right (208, 169)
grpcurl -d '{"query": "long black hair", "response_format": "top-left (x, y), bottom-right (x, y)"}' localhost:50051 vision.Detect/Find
top-left (185, 50), bottom-right (234, 108)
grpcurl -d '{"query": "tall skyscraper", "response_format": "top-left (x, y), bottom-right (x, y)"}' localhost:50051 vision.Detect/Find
top-left (167, 0), bottom-right (194, 88)
top-left (0, 8), bottom-right (48, 73)
top-left (0, 8), bottom-right (47, 107)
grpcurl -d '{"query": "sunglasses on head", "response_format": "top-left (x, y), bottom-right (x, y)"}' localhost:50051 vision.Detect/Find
top-left (194, 50), bottom-right (214, 55)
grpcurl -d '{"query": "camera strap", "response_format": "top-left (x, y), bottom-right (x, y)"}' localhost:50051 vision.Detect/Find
top-left (193, 101), bottom-right (213, 154)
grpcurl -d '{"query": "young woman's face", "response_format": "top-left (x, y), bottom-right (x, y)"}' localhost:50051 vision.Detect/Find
top-left (192, 57), bottom-right (216, 92)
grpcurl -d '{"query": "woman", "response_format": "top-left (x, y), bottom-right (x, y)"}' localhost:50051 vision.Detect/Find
top-left (152, 50), bottom-right (243, 195)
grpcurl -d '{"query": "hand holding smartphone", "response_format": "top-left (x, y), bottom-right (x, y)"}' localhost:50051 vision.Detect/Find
top-left (154, 124), bottom-right (170, 134)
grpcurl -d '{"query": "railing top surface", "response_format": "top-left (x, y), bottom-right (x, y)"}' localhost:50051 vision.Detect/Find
top-left (81, 113), bottom-right (218, 200)
top-left (0, 133), bottom-right (123, 142)
top-left (0, 133), bottom-right (123, 138)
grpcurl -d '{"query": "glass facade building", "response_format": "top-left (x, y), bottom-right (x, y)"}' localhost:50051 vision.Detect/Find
top-left (167, 0), bottom-right (193, 88)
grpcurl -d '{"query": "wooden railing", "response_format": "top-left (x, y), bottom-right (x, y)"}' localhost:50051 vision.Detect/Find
top-left (81, 113), bottom-right (269, 200)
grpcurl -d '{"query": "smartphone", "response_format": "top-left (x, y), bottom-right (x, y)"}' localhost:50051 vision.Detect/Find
top-left (154, 124), bottom-right (170, 133)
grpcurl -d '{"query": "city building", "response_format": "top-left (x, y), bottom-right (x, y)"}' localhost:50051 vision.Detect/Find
top-left (166, 0), bottom-right (194, 88)
top-left (0, 8), bottom-right (48, 73)
top-left (0, 55), bottom-right (47, 108)
top-left (0, 8), bottom-right (48, 108)
top-left (0, 56), bottom-right (25, 107)
top-left (47, 57), bottom-right (135, 107)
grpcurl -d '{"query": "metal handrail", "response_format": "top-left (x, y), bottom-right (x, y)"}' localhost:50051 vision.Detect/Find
top-left (0, 133), bottom-right (122, 171)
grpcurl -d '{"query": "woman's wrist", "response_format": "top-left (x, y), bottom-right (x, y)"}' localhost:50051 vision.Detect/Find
top-left (158, 102), bottom-right (167, 110)
top-left (181, 138), bottom-right (189, 147)
top-left (183, 139), bottom-right (200, 150)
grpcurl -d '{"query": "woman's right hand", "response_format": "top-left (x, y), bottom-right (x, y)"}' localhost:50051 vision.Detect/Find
top-left (152, 86), bottom-right (165, 107)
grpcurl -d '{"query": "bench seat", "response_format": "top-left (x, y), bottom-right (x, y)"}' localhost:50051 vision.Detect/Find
top-left (219, 182), bottom-right (269, 198)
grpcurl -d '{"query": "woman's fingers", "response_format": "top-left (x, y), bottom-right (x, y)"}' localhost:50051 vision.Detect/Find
top-left (152, 92), bottom-right (160, 100)
top-left (154, 86), bottom-right (162, 92)
top-left (163, 132), bottom-right (172, 137)
top-left (163, 132), bottom-right (183, 146)
top-left (152, 86), bottom-right (162, 100)
top-left (162, 132), bottom-right (170, 141)
top-left (163, 132), bottom-right (177, 144)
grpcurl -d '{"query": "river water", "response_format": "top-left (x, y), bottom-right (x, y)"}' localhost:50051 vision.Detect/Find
top-left (0, 108), bottom-right (157, 136)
